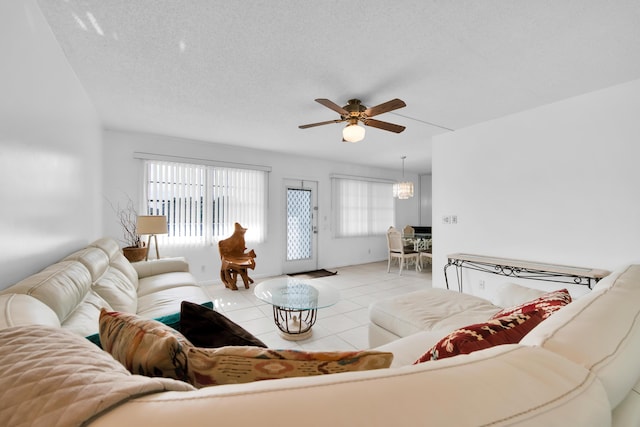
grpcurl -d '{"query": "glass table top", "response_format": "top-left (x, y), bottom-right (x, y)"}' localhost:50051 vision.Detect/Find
top-left (253, 277), bottom-right (340, 310)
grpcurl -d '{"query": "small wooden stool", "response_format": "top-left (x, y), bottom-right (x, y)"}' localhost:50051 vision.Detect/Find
top-left (220, 253), bottom-right (256, 290)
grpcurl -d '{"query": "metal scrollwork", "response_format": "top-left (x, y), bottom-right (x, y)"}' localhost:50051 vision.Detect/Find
top-left (445, 255), bottom-right (596, 293)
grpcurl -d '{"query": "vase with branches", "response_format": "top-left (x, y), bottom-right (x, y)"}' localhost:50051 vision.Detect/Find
top-left (108, 196), bottom-right (147, 262)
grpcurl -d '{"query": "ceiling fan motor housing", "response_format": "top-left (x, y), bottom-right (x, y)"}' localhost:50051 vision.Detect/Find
top-left (343, 99), bottom-right (367, 120)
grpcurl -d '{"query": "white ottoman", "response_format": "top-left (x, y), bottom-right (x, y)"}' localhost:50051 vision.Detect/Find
top-left (368, 288), bottom-right (501, 347)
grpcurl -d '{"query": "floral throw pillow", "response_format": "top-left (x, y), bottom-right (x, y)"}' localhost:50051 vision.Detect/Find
top-left (414, 311), bottom-right (544, 364)
top-left (98, 309), bottom-right (192, 382)
top-left (187, 346), bottom-right (394, 387)
top-left (489, 288), bottom-right (572, 320)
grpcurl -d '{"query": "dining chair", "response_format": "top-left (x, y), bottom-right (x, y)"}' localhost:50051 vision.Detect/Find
top-left (387, 227), bottom-right (420, 275)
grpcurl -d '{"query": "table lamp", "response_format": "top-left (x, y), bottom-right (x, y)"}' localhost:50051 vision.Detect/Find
top-left (137, 215), bottom-right (168, 260)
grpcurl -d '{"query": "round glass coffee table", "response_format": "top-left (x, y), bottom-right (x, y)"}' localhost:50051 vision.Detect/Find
top-left (254, 277), bottom-right (340, 341)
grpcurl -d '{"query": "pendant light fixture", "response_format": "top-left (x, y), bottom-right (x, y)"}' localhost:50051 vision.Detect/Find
top-left (393, 156), bottom-right (414, 199)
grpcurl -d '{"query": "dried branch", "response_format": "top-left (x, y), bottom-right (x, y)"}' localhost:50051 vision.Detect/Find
top-left (107, 196), bottom-right (142, 248)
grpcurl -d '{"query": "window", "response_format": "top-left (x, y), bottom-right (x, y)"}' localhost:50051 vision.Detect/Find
top-left (333, 177), bottom-right (394, 237)
top-left (144, 160), bottom-right (268, 246)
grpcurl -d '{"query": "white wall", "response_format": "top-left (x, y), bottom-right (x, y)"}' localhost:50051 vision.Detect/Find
top-left (419, 174), bottom-right (432, 226)
top-left (102, 129), bottom-right (420, 283)
top-left (0, 0), bottom-right (102, 290)
top-left (433, 78), bottom-right (640, 299)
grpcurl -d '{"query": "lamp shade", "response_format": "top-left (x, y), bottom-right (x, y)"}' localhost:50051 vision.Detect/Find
top-left (342, 123), bottom-right (365, 142)
top-left (393, 181), bottom-right (414, 199)
top-left (137, 215), bottom-right (168, 235)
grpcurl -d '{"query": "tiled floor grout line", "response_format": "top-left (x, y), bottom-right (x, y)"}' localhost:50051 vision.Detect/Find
top-left (202, 261), bottom-right (433, 351)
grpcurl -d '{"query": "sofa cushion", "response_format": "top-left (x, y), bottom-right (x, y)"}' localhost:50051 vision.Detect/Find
top-left (414, 311), bottom-right (544, 363)
top-left (186, 346), bottom-right (393, 387)
top-left (137, 272), bottom-right (197, 297)
top-left (489, 288), bottom-right (571, 320)
top-left (136, 286), bottom-right (211, 319)
top-left (92, 268), bottom-right (138, 313)
top-left (521, 265), bottom-right (640, 409)
top-left (99, 309), bottom-right (191, 382)
top-left (132, 257), bottom-right (190, 279)
top-left (61, 290), bottom-right (113, 336)
top-left (179, 300), bottom-right (267, 348)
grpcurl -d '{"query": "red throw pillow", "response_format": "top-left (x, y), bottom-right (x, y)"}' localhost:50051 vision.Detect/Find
top-left (490, 288), bottom-right (572, 320)
top-left (414, 311), bottom-right (544, 364)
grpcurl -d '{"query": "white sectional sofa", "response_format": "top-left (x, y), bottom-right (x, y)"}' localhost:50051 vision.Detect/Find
top-left (1, 240), bottom-right (640, 426)
top-left (0, 237), bottom-right (210, 336)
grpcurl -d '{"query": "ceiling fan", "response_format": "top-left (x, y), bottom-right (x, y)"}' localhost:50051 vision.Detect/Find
top-left (299, 98), bottom-right (407, 142)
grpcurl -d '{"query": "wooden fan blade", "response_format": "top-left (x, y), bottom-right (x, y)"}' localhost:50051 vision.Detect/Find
top-left (363, 118), bottom-right (406, 133)
top-left (315, 98), bottom-right (349, 115)
top-left (364, 98), bottom-right (406, 117)
top-left (299, 119), bottom-right (345, 129)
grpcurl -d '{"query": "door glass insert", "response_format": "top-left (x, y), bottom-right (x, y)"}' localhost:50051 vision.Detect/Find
top-left (287, 188), bottom-right (312, 261)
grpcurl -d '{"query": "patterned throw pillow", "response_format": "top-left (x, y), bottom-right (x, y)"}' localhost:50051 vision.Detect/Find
top-left (414, 311), bottom-right (544, 363)
top-left (179, 300), bottom-right (267, 348)
top-left (489, 288), bottom-right (572, 320)
top-left (187, 346), bottom-right (394, 387)
top-left (98, 309), bottom-right (192, 382)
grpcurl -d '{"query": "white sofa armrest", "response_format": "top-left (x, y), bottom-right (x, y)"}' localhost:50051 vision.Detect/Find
top-left (132, 257), bottom-right (190, 279)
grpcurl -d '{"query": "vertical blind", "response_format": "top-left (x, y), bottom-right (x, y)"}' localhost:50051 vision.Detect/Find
top-left (333, 177), bottom-right (394, 237)
top-left (144, 160), bottom-right (267, 247)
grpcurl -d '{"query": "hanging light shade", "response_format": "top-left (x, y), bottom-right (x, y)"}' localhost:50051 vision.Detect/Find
top-left (342, 119), bottom-right (365, 143)
top-left (393, 181), bottom-right (414, 199)
top-left (393, 156), bottom-right (414, 199)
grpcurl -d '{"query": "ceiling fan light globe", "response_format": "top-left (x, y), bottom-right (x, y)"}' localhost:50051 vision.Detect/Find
top-left (342, 123), bottom-right (365, 142)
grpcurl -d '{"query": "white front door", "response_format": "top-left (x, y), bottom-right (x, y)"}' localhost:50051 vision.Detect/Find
top-left (283, 179), bottom-right (318, 274)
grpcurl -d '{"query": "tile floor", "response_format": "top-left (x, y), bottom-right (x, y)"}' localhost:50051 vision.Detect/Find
top-left (202, 261), bottom-right (433, 350)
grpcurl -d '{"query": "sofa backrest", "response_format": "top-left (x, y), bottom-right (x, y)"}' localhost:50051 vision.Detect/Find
top-left (0, 237), bottom-right (141, 336)
top-left (64, 239), bottom-right (139, 313)
top-left (90, 344), bottom-right (611, 427)
top-left (521, 265), bottom-right (640, 409)
top-left (3, 261), bottom-right (92, 322)
top-left (89, 237), bottom-right (139, 287)
top-left (0, 294), bottom-right (60, 329)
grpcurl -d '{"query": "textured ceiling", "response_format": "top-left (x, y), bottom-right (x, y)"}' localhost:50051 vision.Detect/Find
top-left (37, 1), bottom-right (640, 174)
